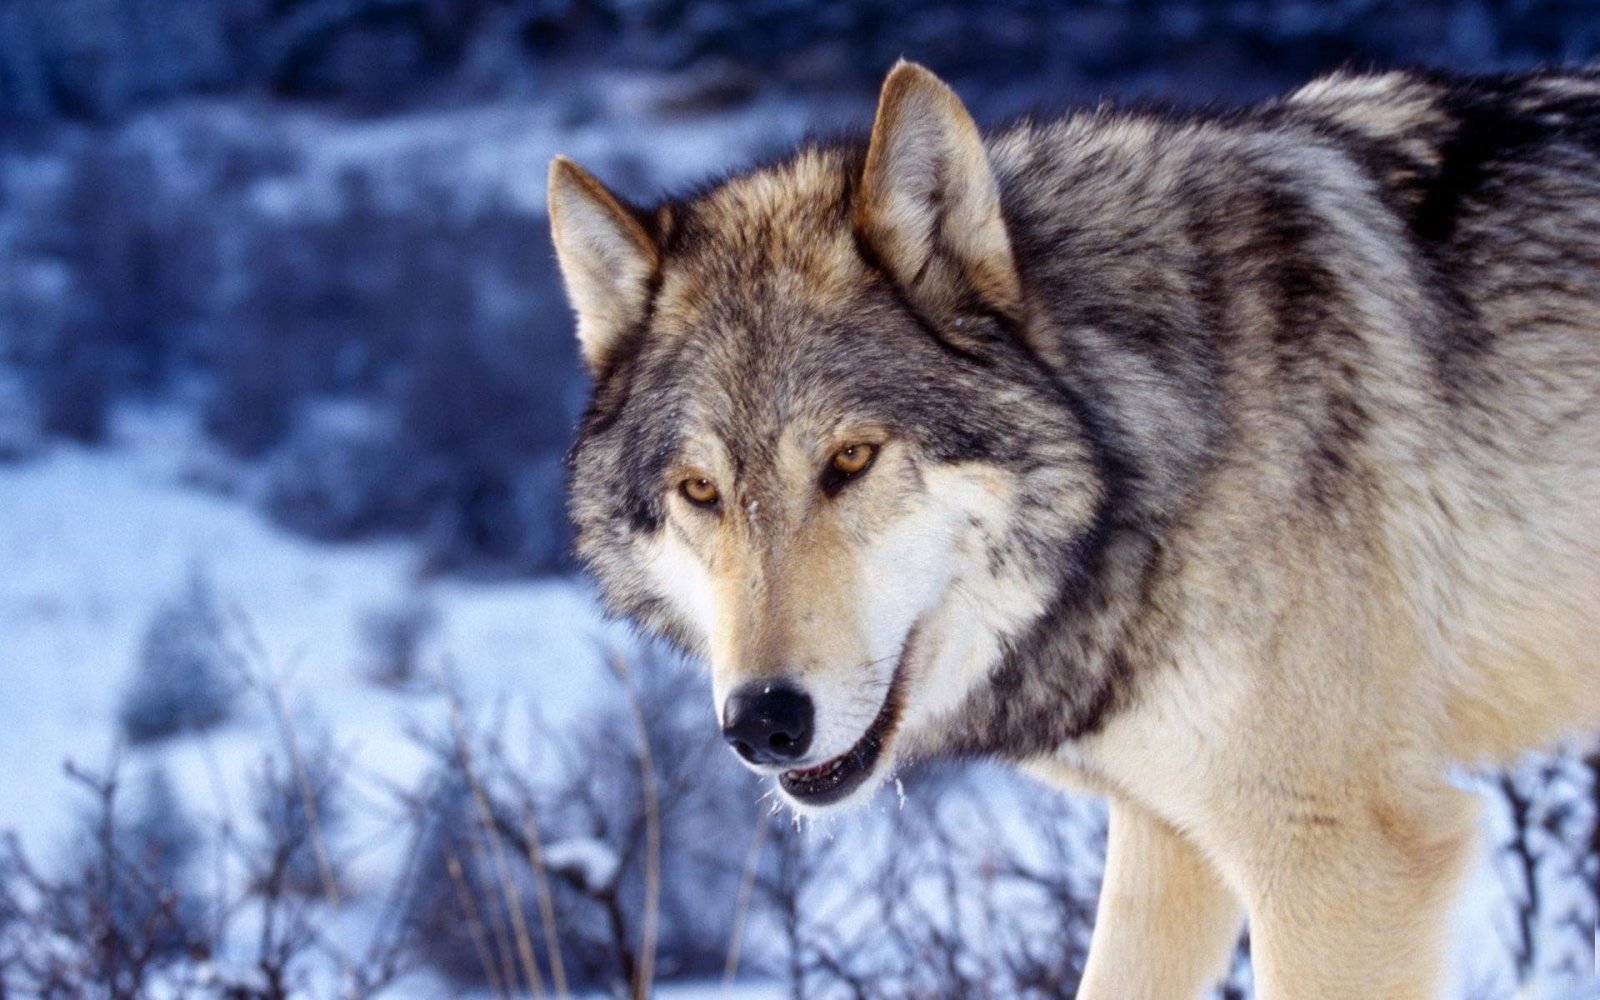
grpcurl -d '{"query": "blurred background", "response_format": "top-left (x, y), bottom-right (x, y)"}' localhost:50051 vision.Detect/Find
top-left (1, 2), bottom-right (1598, 998)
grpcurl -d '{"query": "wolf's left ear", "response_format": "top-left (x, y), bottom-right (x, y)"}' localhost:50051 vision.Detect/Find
top-left (857, 61), bottom-right (1021, 321)
top-left (549, 156), bottom-right (660, 374)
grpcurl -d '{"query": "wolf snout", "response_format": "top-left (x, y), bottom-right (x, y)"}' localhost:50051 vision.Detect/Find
top-left (721, 681), bottom-right (814, 766)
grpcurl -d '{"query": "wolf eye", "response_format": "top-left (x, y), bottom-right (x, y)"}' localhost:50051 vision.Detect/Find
top-left (680, 476), bottom-right (720, 509)
top-left (832, 444), bottom-right (876, 475)
top-left (821, 443), bottom-right (878, 495)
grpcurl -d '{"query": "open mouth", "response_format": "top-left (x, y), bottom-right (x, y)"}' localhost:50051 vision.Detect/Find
top-left (778, 630), bottom-right (914, 807)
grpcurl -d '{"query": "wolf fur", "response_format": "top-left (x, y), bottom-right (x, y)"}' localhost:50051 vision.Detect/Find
top-left (551, 62), bottom-right (1600, 998)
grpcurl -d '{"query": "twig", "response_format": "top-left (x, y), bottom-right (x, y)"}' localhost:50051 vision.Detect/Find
top-left (610, 651), bottom-right (660, 1000)
top-left (723, 809), bottom-right (770, 990)
top-left (226, 607), bottom-right (352, 992)
top-left (519, 805), bottom-right (570, 998)
top-left (442, 843), bottom-right (506, 1000)
top-left (447, 690), bottom-right (546, 998)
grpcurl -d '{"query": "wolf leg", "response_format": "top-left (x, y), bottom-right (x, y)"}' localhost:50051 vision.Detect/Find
top-left (1242, 782), bottom-right (1479, 1000)
top-left (1076, 798), bottom-right (1243, 1000)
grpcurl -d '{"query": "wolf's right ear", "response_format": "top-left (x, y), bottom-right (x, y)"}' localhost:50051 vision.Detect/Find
top-left (857, 61), bottom-right (1021, 321)
top-left (548, 157), bottom-right (660, 374)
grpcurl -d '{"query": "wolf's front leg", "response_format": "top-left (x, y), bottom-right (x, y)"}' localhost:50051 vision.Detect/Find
top-left (1076, 798), bottom-right (1243, 1000)
top-left (1241, 781), bottom-right (1479, 1000)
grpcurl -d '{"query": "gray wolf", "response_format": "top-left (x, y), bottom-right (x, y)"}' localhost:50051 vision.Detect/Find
top-left (551, 61), bottom-right (1600, 998)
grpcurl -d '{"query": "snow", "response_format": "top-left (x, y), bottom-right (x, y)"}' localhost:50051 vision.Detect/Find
top-left (540, 837), bottom-right (621, 896)
top-left (0, 404), bottom-right (631, 864)
top-left (102, 71), bottom-right (828, 225)
top-left (423, 981), bottom-right (785, 1000)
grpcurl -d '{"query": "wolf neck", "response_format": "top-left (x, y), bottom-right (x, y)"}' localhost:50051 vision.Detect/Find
top-left (939, 346), bottom-right (1195, 762)
top-left (939, 111), bottom-right (1401, 760)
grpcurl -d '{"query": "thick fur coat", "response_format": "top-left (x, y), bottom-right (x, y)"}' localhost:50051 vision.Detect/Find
top-left (552, 63), bottom-right (1600, 998)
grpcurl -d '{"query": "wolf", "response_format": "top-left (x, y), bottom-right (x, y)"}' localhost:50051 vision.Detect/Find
top-left (550, 60), bottom-right (1600, 998)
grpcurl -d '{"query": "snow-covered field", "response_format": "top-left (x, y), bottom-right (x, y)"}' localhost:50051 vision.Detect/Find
top-left (0, 407), bottom-right (628, 858)
top-left (0, 408), bottom-right (707, 997)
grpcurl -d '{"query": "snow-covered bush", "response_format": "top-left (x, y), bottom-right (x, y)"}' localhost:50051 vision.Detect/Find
top-left (220, 177), bottom-right (578, 572)
top-left (6, 0), bottom-right (1596, 122)
top-left (418, 454), bottom-right (573, 578)
top-left (118, 569), bottom-right (240, 744)
top-left (38, 356), bottom-right (111, 445)
top-left (372, 195), bottom-right (578, 576)
top-left (0, 762), bottom-right (207, 997)
top-left (202, 328), bottom-right (298, 458)
top-left (0, 0), bottom-right (246, 121)
top-left (402, 774), bottom-right (522, 987)
top-left (100, 766), bottom-right (206, 957)
top-left (554, 654), bottom-right (759, 985)
top-left (0, 368), bottom-right (43, 462)
top-left (1483, 753), bottom-right (1600, 992)
top-left (249, 732), bottom-right (346, 899)
top-left (9, 140), bottom-right (218, 449)
top-left (402, 652), bottom-right (764, 993)
top-left (261, 403), bottom-right (431, 542)
top-left (361, 591), bottom-right (438, 689)
top-left (48, 146), bottom-right (217, 392)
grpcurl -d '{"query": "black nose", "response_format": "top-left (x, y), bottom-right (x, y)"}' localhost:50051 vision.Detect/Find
top-left (722, 682), bottom-right (814, 765)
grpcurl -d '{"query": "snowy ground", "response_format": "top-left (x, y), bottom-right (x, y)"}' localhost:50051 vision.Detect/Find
top-left (0, 406), bottom-right (680, 996)
top-left (0, 406), bottom-right (632, 858)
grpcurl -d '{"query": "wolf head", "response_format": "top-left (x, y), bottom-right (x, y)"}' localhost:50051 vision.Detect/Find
top-left (554, 63), bottom-right (1109, 811)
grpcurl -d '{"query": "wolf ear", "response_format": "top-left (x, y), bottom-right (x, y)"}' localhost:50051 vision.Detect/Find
top-left (857, 61), bottom-right (1021, 320)
top-left (548, 156), bottom-right (660, 374)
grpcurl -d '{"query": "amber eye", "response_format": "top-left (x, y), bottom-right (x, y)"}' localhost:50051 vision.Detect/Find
top-left (832, 444), bottom-right (876, 476)
top-left (680, 476), bottom-right (720, 508)
top-left (820, 443), bottom-right (878, 496)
